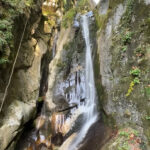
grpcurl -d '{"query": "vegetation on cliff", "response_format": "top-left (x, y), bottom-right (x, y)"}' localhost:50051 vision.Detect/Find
top-left (0, 0), bottom-right (36, 66)
top-left (94, 0), bottom-right (150, 148)
top-left (0, 0), bottom-right (150, 149)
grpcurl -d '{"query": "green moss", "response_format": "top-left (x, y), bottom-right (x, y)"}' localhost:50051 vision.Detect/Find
top-left (62, 0), bottom-right (89, 28)
top-left (105, 0), bottom-right (150, 127)
top-left (122, 31), bottom-right (132, 45)
top-left (133, 77), bottom-right (140, 84)
top-left (0, 18), bottom-right (13, 64)
top-left (63, 0), bottom-right (74, 11)
top-left (0, 58), bottom-right (9, 64)
top-left (2, 0), bottom-right (33, 10)
top-left (121, 45), bottom-right (127, 52)
top-left (94, 0), bottom-right (124, 31)
top-left (0, 20), bottom-right (13, 47)
top-left (76, 0), bottom-right (89, 12)
top-left (94, 10), bottom-right (108, 31)
top-left (119, 131), bottom-right (129, 137)
top-left (62, 8), bottom-right (76, 28)
top-left (121, 0), bottom-right (134, 26)
top-left (0, 0), bottom-right (36, 66)
top-left (145, 86), bottom-right (150, 98)
top-left (97, 0), bottom-right (150, 143)
top-left (130, 67), bottom-right (141, 77)
top-left (109, 0), bottom-right (124, 9)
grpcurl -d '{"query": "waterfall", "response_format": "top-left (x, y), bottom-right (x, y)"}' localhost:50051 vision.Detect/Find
top-left (16, 13), bottom-right (98, 150)
top-left (83, 14), bottom-right (97, 118)
top-left (60, 14), bottom-right (98, 150)
top-left (93, 0), bottom-right (100, 5)
top-left (52, 31), bottom-right (58, 58)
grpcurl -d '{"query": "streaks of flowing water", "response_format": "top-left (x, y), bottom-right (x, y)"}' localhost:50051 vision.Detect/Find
top-left (59, 14), bottom-right (98, 150)
top-left (17, 13), bottom-right (98, 150)
top-left (52, 31), bottom-right (58, 58)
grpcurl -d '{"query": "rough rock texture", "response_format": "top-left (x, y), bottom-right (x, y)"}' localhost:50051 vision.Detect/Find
top-left (95, 0), bottom-right (150, 148)
top-left (0, 0), bottom-right (150, 149)
top-left (101, 128), bottom-right (144, 150)
top-left (0, 100), bottom-right (35, 150)
top-left (46, 26), bottom-right (74, 110)
top-left (0, 0), bottom-right (52, 149)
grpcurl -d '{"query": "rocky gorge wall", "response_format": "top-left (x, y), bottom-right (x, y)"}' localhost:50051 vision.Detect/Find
top-left (0, 0), bottom-right (150, 150)
top-left (94, 0), bottom-right (150, 149)
top-left (0, 0), bottom-right (62, 149)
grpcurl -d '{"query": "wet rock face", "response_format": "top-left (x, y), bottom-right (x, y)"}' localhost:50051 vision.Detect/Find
top-left (53, 95), bottom-right (69, 111)
top-left (42, 11), bottom-right (98, 149)
top-left (45, 24), bottom-right (86, 142)
top-left (98, 0), bottom-right (109, 15)
top-left (46, 9), bottom-right (96, 109)
top-left (95, 0), bottom-right (150, 147)
top-left (48, 13), bottom-right (97, 110)
top-left (78, 120), bottom-right (112, 150)
top-left (51, 132), bottom-right (64, 146)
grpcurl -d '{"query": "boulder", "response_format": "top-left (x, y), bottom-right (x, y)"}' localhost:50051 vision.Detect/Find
top-left (0, 100), bottom-right (35, 150)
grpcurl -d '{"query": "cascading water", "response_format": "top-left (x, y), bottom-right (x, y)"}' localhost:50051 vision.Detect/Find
top-left (59, 13), bottom-right (98, 150)
top-left (93, 0), bottom-right (100, 5)
top-left (83, 14), bottom-right (97, 120)
top-left (16, 12), bottom-right (98, 150)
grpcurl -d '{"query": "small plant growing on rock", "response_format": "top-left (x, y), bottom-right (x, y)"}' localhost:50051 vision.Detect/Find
top-left (122, 31), bottom-right (132, 44)
top-left (122, 45), bottom-right (127, 52)
top-left (119, 131), bottom-right (129, 137)
top-left (121, 0), bottom-right (134, 25)
top-left (145, 116), bottom-right (150, 120)
top-left (133, 77), bottom-right (140, 84)
top-left (119, 30), bottom-right (132, 54)
top-left (126, 67), bottom-right (141, 97)
top-left (130, 67), bottom-right (141, 76)
top-left (126, 81), bottom-right (135, 97)
top-left (135, 46), bottom-right (145, 57)
top-left (62, 8), bottom-right (76, 28)
top-left (0, 58), bottom-right (9, 64)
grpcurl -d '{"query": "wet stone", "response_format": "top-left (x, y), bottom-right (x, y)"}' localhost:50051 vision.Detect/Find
top-left (51, 132), bottom-right (63, 146)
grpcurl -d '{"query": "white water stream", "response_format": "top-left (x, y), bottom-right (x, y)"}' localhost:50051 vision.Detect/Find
top-left (16, 13), bottom-right (98, 150)
top-left (59, 14), bottom-right (98, 150)
top-left (93, 0), bottom-right (100, 5)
